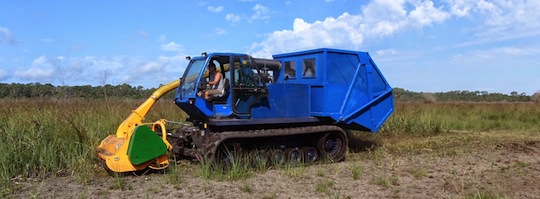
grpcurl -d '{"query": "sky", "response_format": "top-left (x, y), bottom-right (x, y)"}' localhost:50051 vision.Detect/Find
top-left (1, 0), bottom-right (539, 95)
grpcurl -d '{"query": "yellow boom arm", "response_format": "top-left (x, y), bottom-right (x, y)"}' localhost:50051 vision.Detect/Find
top-left (115, 79), bottom-right (181, 138)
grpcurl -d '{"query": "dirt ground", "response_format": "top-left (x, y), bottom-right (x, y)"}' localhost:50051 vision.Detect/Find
top-left (9, 136), bottom-right (540, 199)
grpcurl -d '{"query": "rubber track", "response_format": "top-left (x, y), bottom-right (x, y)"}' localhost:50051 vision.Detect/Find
top-left (207, 125), bottom-right (346, 154)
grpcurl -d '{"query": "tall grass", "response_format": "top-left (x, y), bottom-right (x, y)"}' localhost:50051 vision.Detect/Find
top-left (381, 102), bottom-right (540, 136)
top-left (1, 99), bottom-right (538, 194)
top-left (0, 98), bottom-right (183, 193)
top-left (198, 152), bottom-right (255, 181)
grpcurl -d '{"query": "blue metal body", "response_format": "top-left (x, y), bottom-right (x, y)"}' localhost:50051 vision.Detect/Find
top-left (174, 48), bottom-right (394, 132)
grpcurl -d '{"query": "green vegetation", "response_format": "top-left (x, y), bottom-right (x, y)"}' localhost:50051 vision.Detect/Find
top-left (1, 100), bottom-right (538, 185)
top-left (198, 152), bottom-right (255, 181)
top-left (393, 88), bottom-right (535, 103)
top-left (111, 173), bottom-right (127, 190)
top-left (0, 99), bottom-right (183, 195)
top-left (0, 87), bottom-right (539, 197)
top-left (165, 158), bottom-right (181, 187)
top-left (371, 175), bottom-right (390, 188)
top-left (241, 181), bottom-right (253, 193)
top-left (1, 83), bottom-right (538, 103)
top-left (349, 163), bottom-right (362, 180)
top-left (381, 102), bottom-right (540, 136)
top-left (0, 82), bottom-right (173, 99)
top-left (315, 179), bottom-right (334, 193)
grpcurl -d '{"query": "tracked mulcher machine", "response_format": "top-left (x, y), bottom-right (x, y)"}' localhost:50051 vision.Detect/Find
top-left (97, 48), bottom-right (394, 173)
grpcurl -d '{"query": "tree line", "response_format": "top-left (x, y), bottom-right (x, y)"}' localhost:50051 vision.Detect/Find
top-left (0, 83), bottom-right (156, 99)
top-left (0, 82), bottom-right (538, 102)
top-left (393, 88), bottom-right (539, 103)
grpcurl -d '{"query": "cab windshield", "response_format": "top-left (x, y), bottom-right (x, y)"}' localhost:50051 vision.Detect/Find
top-left (179, 59), bottom-right (206, 98)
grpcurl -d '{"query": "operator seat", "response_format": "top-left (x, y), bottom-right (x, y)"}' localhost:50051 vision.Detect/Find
top-left (209, 78), bottom-right (230, 104)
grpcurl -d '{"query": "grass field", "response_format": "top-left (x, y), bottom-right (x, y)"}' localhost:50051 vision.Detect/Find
top-left (0, 99), bottom-right (539, 197)
top-left (0, 99), bottom-right (185, 194)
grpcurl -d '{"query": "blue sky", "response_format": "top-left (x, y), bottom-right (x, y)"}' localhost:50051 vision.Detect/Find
top-left (1, 0), bottom-right (539, 94)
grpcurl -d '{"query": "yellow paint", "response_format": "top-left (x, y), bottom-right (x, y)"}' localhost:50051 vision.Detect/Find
top-left (96, 79), bottom-right (180, 173)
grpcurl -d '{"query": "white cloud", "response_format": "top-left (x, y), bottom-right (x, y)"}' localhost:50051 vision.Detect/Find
top-left (140, 61), bottom-right (162, 73)
top-left (251, 4), bottom-right (270, 21)
top-left (251, 0), bottom-right (434, 57)
top-left (208, 5), bottom-right (224, 13)
top-left (0, 26), bottom-right (18, 45)
top-left (495, 46), bottom-right (535, 56)
top-left (56, 56), bottom-right (66, 62)
top-left (10, 53), bottom-right (188, 87)
top-left (250, 0), bottom-right (540, 57)
top-left (461, 46), bottom-right (536, 59)
top-left (14, 56), bottom-right (57, 81)
top-left (86, 56), bottom-right (181, 86)
top-left (359, 0), bottom-right (409, 37)
top-left (14, 68), bottom-right (55, 81)
top-left (448, 0), bottom-right (540, 37)
top-left (448, 0), bottom-right (474, 17)
top-left (225, 13), bottom-right (241, 23)
top-left (250, 13), bottom-right (364, 58)
top-left (32, 55), bottom-right (48, 65)
top-left (376, 49), bottom-right (399, 56)
top-left (161, 42), bottom-right (183, 52)
top-left (408, 1), bottom-right (450, 27)
top-left (214, 28), bottom-right (228, 35)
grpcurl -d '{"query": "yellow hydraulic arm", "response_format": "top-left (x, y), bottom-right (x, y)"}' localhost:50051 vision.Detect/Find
top-left (114, 79), bottom-right (180, 139)
top-left (97, 79), bottom-right (181, 173)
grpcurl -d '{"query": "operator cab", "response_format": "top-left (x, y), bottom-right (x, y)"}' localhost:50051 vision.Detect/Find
top-left (175, 53), bottom-right (279, 120)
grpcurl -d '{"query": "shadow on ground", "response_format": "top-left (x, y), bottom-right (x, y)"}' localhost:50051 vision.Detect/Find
top-left (347, 133), bottom-right (381, 153)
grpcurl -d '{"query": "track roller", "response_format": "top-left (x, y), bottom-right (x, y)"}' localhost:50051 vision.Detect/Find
top-left (301, 146), bottom-right (318, 163)
top-left (317, 131), bottom-right (347, 162)
top-left (285, 147), bottom-right (303, 164)
top-left (215, 143), bottom-right (241, 166)
top-left (270, 149), bottom-right (286, 165)
top-left (253, 149), bottom-right (269, 166)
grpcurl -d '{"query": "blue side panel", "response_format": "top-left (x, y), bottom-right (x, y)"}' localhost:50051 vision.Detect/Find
top-left (194, 98), bottom-right (214, 116)
top-left (250, 84), bottom-right (285, 118)
top-left (340, 90), bottom-right (393, 132)
top-left (251, 84), bottom-right (310, 119)
top-left (326, 52), bottom-right (358, 84)
top-left (235, 95), bottom-right (258, 115)
top-left (175, 98), bottom-right (209, 121)
top-left (323, 84), bottom-right (347, 114)
top-left (363, 91), bottom-right (394, 131)
top-left (214, 104), bottom-right (232, 117)
top-left (310, 86), bottom-right (324, 114)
